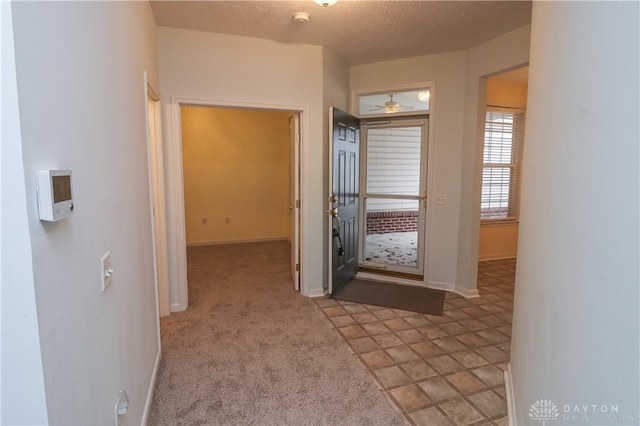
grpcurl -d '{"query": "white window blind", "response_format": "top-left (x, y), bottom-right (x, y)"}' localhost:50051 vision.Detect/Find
top-left (481, 110), bottom-right (524, 220)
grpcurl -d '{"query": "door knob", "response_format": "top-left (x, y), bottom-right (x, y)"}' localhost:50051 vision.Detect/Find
top-left (329, 207), bottom-right (341, 222)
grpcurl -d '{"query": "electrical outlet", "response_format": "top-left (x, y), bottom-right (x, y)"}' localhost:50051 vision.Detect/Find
top-left (435, 194), bottom-right (447, 205)
top-left (101, 252), bottom-right (113, 292)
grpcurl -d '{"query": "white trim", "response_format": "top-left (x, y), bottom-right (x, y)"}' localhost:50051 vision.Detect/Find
top-left (166, 96), bottom-right (309, 308)
top-left (186, 237), bottom-right (288, 247)
top-left (504, 363), bottom-right (517, 426)
top-left (141, 350), bottom-right (161, 426)
top-left (479, 253), bottom-right (517, 262)
top-left (144, 75), bottom-right (171, 321)
top-left (308, 288), bottom-right (329, 298)
top-left (327, 108), bottom-right (334, 293)
top-left (454, 286), bottom-right (480, 298)
top-left (357, 272), bottom-right (424, 287)
top-left (427, 280), bottom-right (455, 293)
top-left (428, 280), bottom-right (480, 298)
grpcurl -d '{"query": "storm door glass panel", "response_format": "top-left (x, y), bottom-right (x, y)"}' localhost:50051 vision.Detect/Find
top-left (362, 124), bottom-right (426, 274)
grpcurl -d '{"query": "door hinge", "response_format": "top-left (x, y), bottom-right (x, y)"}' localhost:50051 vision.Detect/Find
top-left (295, 133), bottom-right (300, 144)
top-left (295, 199), bottom-right (300, 208)
top-left (295, 263), bottom-right (300, 272)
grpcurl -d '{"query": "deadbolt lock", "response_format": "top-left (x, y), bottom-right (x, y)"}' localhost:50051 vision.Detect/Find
top-left (330, 195), bottom-right (339, 203)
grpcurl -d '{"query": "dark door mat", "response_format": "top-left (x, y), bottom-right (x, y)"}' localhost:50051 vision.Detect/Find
top-left (331, 278), bottom-right (446, 315)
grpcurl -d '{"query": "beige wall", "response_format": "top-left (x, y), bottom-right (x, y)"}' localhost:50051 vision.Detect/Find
top-left (182, 106), bottom-right (291, 245)
top-left (9, 1), bottom-right (160, 423)
top-left (158, 27), bottom-right (325, 300)
top-left (511, 2), bottom-right (639, 422)
top-left (478, 76), bottom-right (528, 260)
top-left (350, 25), bottom-right (530, 296)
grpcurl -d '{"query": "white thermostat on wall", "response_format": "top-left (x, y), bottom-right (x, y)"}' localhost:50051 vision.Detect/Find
top-left (36, 169), bottom-right (74, 222)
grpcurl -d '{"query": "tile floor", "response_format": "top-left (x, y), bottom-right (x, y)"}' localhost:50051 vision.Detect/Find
top-left (315, 258), bottom-right (516, 426)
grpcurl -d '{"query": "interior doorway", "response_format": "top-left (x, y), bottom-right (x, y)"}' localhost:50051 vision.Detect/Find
top-left (477, 66), bottom-right (529, 263)
top-left (179, 105), bottom-right (302, 294)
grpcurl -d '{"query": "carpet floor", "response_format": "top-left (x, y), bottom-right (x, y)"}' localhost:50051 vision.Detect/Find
top-left (148, 241), bottom-right (407, 425)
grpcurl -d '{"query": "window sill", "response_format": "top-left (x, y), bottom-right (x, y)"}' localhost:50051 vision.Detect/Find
top-left (480, 219), bottom-right (519, 227)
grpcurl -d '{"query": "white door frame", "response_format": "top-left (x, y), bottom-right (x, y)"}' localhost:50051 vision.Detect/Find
top-left (167, 96), bottom-right (308, 311)
top-left (144, 74), bottom-right (171, 320)
top-left (359, 117), bottom-right (430, 277)
top-left (289, 115), bottom-right (301, 291)
top-left (350, 81), bottom-right (437, 288)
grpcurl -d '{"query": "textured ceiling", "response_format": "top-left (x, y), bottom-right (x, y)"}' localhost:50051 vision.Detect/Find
top-left (150, 0), bottom-right (532, 65)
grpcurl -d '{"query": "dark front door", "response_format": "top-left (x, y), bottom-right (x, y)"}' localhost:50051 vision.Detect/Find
top-left (330, 107), bottom-right (360, 294)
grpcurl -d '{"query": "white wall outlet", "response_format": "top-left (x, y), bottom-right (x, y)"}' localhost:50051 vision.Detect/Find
top-left (435, 194), bottom-right (447, 205)
top-left (101, 252), bottom-right (113, 292)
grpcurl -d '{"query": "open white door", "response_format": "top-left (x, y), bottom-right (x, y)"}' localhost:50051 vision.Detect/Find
top-left (146, 81), bottom-right (171, 317)
top-left (289, 114), bottom-right (301, 291)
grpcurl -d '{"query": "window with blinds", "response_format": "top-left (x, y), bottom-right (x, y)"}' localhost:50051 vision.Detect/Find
top-left (481, 110), bottom-right (524, 220)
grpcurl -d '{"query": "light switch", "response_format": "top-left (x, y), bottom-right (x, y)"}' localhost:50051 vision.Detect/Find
top-left (435, 194), bottom-right (447, 205)
top-left (101, 252), bottom-right (113, 292)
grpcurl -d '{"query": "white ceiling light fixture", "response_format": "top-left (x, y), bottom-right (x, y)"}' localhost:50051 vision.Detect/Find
top-left (293, 12), bottom-right (310, 23)
top-left (313, 0), bottom-right (337, 7)
top-left (418, 90), bottom-right (431, 102)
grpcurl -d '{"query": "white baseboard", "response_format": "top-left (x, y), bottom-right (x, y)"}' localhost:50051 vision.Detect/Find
top-left (170, 302), bottom-right (185, 313)
top-left (478, 252), bottom-right (517, 261)
top-left (186, 237), bottom-right (288, 247)
top-left (454, 286), bottom-right (480, 298)
top-left (427, 280), bottom-right (455, 292)
top-left (141, 350), bottom-right (161, 426)
top-left (307, 288), bottom-right (328, 298)
top-left (504, 363), bottom-right (517, 426)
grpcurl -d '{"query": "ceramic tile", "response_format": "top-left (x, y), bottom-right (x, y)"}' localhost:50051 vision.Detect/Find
top-left (433, 336), bottom-right (468, 353)
top-left (445, 371), bottom-right (486, 393)
top-left (342, 304), bottom-right (368, 314)
top-left (471, 365), bottom-right (505, 388)
top-left (450, 350), bottom-right (489, 369)
top-left (396, 329), bottom-right (428, 344)
top-left (439, 397), bottom-right (485, 425)
top-left (383, 318), bottom-right (413, 331)
top-left (386, 346), bottom-right (420, 363)
top-left (349, 336), bottom-right (380, 354)
top-left (360, 350), bottom-right (395, 369)
top-left (390, 384), bottom-right (431, 412)
top-left (317, 258), bottom-right (517, 426)
top-left (410, 341), bottom-right (445, 358)
top-left (404, 315), bottom-right (432, 328)
top-left (439, 322), bottom-right (469, 336)
top-left (351, 312), bottom-right (378, 324)
top-left (475, 346), bottom-right (509, 364)
top-left (372, 333), bottom-right (404, 348)
top-left (418, 325), bottom-right (449, 339)
top-left (338, 325), bottom-right (368, 339)
top-left (361, 321), bottom-right (390, 335)
top-left (399, 360), bottom-right (438, 381)
top-left (373, 309), bottom-right (398, 320)
top-left (467, 390), bottom-right (507, 418)
top-left (373, 366), bottom-right (413, 389)
top-left (417, 377), bottom-right (459, 402)
top-left (410, 406), bottom-right (454, 426)
top-left (426, 355), bottom-right (466, 375)
top-left (322, 306), bottom-right (347, 317)
top-left (329, 315), bottom-right (356, 327)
